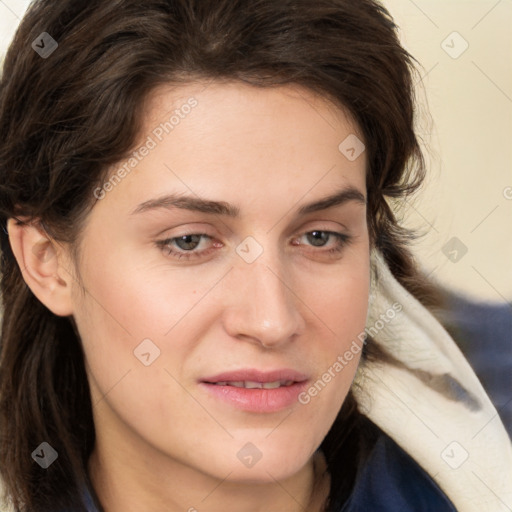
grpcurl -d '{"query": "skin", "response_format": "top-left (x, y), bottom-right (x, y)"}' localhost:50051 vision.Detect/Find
top-left (8, 82), bottom-right (370, 512)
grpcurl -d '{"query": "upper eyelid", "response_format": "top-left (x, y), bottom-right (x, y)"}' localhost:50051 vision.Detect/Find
top-left (160, 219), bottom-right (350, 239)
top-left (162, 228), bottom-right (348, 248)
top-left (162, 227), bottom-right (347, 239)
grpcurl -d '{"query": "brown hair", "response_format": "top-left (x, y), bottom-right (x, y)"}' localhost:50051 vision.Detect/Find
top-left (0, 0), bottom-right (443, 510)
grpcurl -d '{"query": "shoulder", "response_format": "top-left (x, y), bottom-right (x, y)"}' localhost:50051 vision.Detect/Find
top-left (338, 430), bottom-right (457, 512)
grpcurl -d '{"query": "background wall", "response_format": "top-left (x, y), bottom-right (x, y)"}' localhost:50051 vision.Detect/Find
top-left (383, 0), bottom-right (512, 303)
top-left (1, 0), bottom-right (511, 302)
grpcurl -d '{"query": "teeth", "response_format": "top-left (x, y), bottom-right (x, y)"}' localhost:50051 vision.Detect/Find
top-left (262, 381), bottom-right (281, 389)
top-left (213, 380), bottom-right (294, 389)
top-left (245, 381), bottom-right (263, 389)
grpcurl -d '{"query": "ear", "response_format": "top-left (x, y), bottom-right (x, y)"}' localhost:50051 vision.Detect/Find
top-left (6, 217), bottom-right (75, 316)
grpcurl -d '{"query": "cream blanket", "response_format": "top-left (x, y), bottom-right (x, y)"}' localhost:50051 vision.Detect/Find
top-left (355, 249), bottom-right (512, 511)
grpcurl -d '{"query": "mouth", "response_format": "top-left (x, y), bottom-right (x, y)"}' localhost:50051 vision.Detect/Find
top-left (207, 380), bottom-right (296, 389)
top-left (200, 369), bottom-right (309, 413)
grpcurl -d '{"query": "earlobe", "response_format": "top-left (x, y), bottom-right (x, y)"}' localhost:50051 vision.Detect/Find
top-left (6, 217), bottom-right (75, 316)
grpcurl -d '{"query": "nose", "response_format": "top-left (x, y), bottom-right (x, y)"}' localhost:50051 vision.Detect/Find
top-left (222, 250), bottom-right (306, 349)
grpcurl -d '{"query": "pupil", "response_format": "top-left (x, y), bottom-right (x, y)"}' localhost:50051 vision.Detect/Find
top-left (307, 231), bottom-right (328, 247)
top-left (176, 234), bottom-right (201, 250)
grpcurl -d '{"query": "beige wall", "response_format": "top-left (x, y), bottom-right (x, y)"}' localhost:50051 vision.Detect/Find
top-left (384, 0), bottom-right (512, 302)
top-left (1, 0), bottom-right (511, 301)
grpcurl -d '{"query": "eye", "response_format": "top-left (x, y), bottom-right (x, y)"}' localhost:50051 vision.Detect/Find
top-left (156, 229), bottom-right (352, 262)
top-left (292, 230), bottom-right (352, 255)
top-left (156, 233), bottom-right (219, 260)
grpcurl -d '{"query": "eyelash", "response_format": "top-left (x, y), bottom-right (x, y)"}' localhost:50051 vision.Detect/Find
top-left (155, 230), bottom-right (353, 261)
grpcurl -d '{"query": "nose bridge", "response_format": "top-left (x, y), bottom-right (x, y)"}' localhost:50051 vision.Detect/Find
top-left (223, 243), bottom-right (304, 346)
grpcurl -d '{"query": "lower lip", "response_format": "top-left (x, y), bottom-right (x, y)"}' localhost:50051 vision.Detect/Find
top-left (200, 381), bottom-right (308, 413)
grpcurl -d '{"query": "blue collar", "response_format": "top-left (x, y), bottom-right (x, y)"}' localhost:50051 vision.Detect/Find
top-left (339, 433), bottom-right (456, 511)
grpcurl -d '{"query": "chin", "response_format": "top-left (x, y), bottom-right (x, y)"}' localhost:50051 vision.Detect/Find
top-left (207, 433), bottom-right (317, 483)
top-left (222, 456), bottom-right (311, 484)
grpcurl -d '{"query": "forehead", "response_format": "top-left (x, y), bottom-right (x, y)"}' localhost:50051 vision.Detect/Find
top-left (91, 81), bottom-right (367, 221)
top-left (143, 80), bottom-right (362, 148)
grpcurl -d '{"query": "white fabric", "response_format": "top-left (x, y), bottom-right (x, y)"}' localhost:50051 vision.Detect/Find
top-left (354, 248), bottom-right (512, 511)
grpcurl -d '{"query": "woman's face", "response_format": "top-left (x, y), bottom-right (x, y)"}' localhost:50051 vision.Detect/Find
top-left (69, 82), bottom-right (370, 484)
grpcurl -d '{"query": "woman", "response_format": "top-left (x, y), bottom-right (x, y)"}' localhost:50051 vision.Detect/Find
top-left (0, 1), bottom-right (510, 511)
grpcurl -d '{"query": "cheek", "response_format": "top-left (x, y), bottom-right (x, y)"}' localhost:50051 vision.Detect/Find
top-left (303, 252), bottom-right (370, 344)
top-left (69, 255), bottom-right (165, 396)
top-left (71, 261), bottom-right (205, 453)
top-left (297, 256), bottom-right (370, 414)
top-left (71, 248), bottom-right (229, 407)
top-left (74, 246), bottom-right (209, 341)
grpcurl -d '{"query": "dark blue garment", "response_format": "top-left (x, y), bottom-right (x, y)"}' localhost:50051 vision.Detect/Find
top-left (76, 429), bottom-right (456, 512)
top-left (339, 433), bottom-right (457, 511)
top-left (443, 291), bottom-right (512, 436)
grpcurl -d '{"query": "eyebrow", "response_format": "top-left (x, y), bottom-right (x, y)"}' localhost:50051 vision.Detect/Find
top-left (130, 186), bottom-right (366, 217)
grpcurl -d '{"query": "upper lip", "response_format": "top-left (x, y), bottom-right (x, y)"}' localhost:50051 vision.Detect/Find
top-left (201, 368), bottom-right (309, 384)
